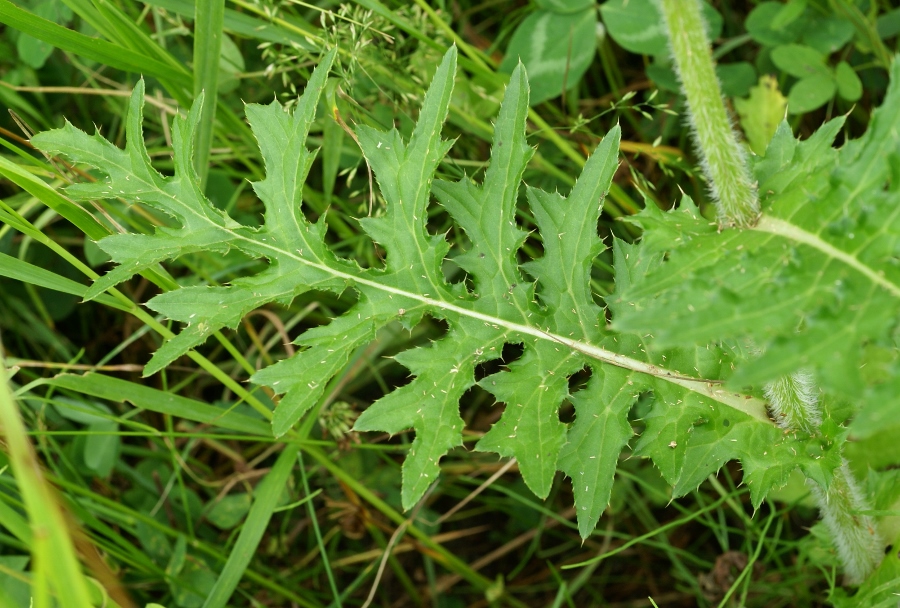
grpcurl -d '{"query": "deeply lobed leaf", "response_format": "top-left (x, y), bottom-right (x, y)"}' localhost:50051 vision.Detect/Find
top-left (31, 47), bottom-right (836, 536)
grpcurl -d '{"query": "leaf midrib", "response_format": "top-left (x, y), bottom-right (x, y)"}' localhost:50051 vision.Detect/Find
top-left (754, 215), bottom-right (900, 298)
top-left (239, 224), bottom-right (772, 421)
top-left (85, 137), bottom-right (773, 424)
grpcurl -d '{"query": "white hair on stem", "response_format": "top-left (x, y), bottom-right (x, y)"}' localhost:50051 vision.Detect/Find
top-left (762, 367), bottom-right (883, 582)
top-left (808, 460), bottom-right (884, 585)
top-left (764, 368), bottom-right (883, 581)
top-left (657, 0), bottom-right (883, 583)
top-left (763, 368), bottom-right (822, 433)
top-left (657, 0), bottom-right (759, 227)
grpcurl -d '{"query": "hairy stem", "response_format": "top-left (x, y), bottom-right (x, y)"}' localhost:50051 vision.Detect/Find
top-left (809, 460), bottom-right (884, 585)
top-left (660, 1), bottom-right (883, 582)
top-left (658, 0), bottom-right (759, 227)
top-left (764, 368), bottom-right (883, 582)
top-left (763, 368), bottom-right (821, 433)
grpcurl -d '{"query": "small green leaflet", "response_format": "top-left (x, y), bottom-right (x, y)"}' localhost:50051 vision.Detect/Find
top-left (734, 75), bottom-right (787, 156)
top-left (600, 0), bottom-right (722, 57)
top-left (500, 4), bottom-right (597, 105)
top-left (770, 43), bottom-right (861, 113)
top-left (32, 47), bottom-right (835, 537)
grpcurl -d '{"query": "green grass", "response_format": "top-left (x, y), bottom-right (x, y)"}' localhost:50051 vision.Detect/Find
top-left (0, 1), bottom-right (898, 607)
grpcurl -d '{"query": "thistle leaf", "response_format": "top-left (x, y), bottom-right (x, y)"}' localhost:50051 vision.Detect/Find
top-left (31, 46), bottom-right (835, 535)
top-left (611, 58), bottom-right (900, 418)
top-left (33, 49), bottom-right (342, 377)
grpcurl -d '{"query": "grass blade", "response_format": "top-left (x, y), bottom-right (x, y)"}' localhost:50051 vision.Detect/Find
top-left (201, 443), bottom-right (305, 608)
top-left (192, 0), bottom-right (225, 189)
top-left (49, 373), bottom-right (271, 435)
top-left (145, 0), bottom-right (314, 46)
top-left (0, 251), bottom-right (129, 311)
top-left (0, 351), bottom-right (95, 607)
top-left (0, 0), bottom-right (191, 90)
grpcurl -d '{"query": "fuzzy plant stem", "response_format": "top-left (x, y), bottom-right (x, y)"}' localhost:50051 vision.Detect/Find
top-left (809, 460), bottom-right (884, 584)
top-left (659, 3), bottom-right (883, 582)
top-left (658, 0), bottom-right (759, 227)
top-left (765, 370), bottom-right (883, 584)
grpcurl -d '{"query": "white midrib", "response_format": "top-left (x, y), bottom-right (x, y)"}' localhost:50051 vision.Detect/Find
top-left (105, 157), bottom-right (773, 424)
top-left (226, 227), bottom-right (772, 423)
top-left (246, 198), bottom-right (900, 420)
top-left (753, 216), bottom-right (900, 298)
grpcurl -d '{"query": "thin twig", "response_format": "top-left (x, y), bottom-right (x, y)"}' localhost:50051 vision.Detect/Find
top-left (434, 457), bottom-right (517, 525)
top-left (361, 482), bottom-right (439, 608)
top-left (434, 507), bottom-right (577, 595)
top-left (7, 360), bottom-right (144, 372)
top-left (0, 81), bottom-right (179, 115)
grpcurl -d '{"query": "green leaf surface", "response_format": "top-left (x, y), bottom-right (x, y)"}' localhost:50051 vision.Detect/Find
top-left (787, 73), bottom-right (836, 114)
top-left (500, 8), bottom-right (597, 105)
top-left (53, 396), bottom-right (111, 425)
top-left (30, 46), bottom-right (826, 537)
top-left (34, 49), bottom-right (340, 376)
top-left (835, 61), bottom-right (862, 102)
top-left (770, 43), bottom-right (829, 79)
top-left (609, 238), bottom-right (841, 506)
top-left (770, 0), bottom-right (806, 30)
top-left (0, 557), bottom-right (31, 607)
top-left (557, 364), bottom-right (638, 537)
top-left (846, 424), bottom-right (900, 470)
top-left (735, 75), bottom-right (787, 156)
top-left (745, 2), bottom-right (851, 54)
top-left (600, 0), bottom-right (722, 57)
top-left (646, 59), bottom-right (679, 92)
top-left (746, 2), bottom-right (805, 46)
top-left (601, 0), bottom-right (667, 56)
top-left (716, 61), bottom-right (756, 98)
top-left (206, 493), bottom-right (252, 530)
top-left (16, 0), bottom-right (57, 68)
top-left (802, 12), bottom-right (854, 54)
top-left (536, 0), bottom-right (594, 13)
top-left (878, 8), bottom-right (900, 40)
top-left (83, 420), bottom-right (119, 477)
top-left (469, 96), bottom-right (621, 499)
top-left (613, 58), bottom-right (900, 429)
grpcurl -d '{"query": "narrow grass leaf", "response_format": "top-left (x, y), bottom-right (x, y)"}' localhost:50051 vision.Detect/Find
top-left (0, 0), bottom-right (191, 90)
top-left (0, 356), bottom-right (95, 607)
top-left (201, 443), bottom-right (299, 608)
top-left (193, 0), bottom-right (225, 188)
top-left (0, 495), bottom-right (33, 545)
top-left (49, 373), bottom-right (271, 435)
top-left (144, 0), bottom-right (314, 46)
top-left (0, 156), bottom-right (107, 241)
top-left (0, 252), bottom-right (128, 311)
top-left (0, 158), bottom-right (178, 296)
